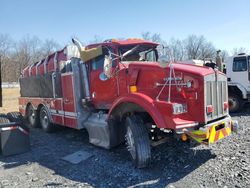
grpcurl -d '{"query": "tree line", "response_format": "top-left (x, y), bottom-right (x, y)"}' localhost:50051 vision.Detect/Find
top-left (141, 32), bottom-right (248, 62)
top-left (0, 33), bottom-right (248, 82)
top-left (0, 34), bottom-right (60, 82)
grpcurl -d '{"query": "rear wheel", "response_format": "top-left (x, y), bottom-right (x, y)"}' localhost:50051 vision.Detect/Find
top-left (27, 105), bottom-right (39, 127)
top-left (39, 106), bottom-right (55, 133)
top-left (228, 93), bottom-right (243, 113)
top-left (7, 112), bottom-right (23, 123)
top-left (0, 117), bottom-right (10, 123)
top-left (125, 115), bottom-right (151, 168)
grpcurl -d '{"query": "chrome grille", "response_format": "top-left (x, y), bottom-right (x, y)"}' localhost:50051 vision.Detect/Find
top-left (205, 73), bottom-right (228, 122)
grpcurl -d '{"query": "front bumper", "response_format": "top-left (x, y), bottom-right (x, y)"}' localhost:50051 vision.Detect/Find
top-left (183, 116), bottom-right (238, 144)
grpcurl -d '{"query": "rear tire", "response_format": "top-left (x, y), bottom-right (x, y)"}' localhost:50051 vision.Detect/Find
top-left (7, 112), bottom-right (23, 123)
top-left (0, 117), bottom-right (10, 123)
top-left (228, 93), bottom-right (243, 113)
top-left (39, 106), bottom-right (55, 133)
top-left (125, 115), bottom-right (151, 168)
top-left (27, 105), bottom-right (40, 127)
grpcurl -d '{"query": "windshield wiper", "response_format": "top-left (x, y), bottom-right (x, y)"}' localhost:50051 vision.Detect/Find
top-left (121, 45), bottom-right (140, 60)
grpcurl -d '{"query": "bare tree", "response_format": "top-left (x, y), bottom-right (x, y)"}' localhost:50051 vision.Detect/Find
top-left (141, 32), bottom-right (162, 43)
top-left (232, 47), bottom-right (248, 55)
top-left (185, 35), bottom-right (202, 59)
top-left (41, 39), bottom-right (60, 57)
top-left (167, 38), bottom-right (186, 61)
top-left (184, 35), bottom-right (216, 60)
top-left (12, 35), bottom-right (43, 80)
top-left (0, 33), bottom-right (62, 82)
top-left (0, 34), bottom-right (13, 82)
top-left (142, 33), bottom-right (217, 61)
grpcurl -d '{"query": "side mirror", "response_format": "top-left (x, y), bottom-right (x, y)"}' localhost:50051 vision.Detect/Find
top-left (139, 53), bottom-right (146, 61)
top-left (158, 55), bottom-right (169, 68)
top-left (103, 55), bottom-right (112, 78)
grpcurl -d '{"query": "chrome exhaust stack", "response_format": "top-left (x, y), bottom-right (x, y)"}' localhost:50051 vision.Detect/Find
top-left (72, 38), bottom-right (90, 101)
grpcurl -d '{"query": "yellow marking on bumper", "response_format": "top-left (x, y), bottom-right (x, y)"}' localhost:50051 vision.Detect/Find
top-left (186, 121), bottom-right (232, 144)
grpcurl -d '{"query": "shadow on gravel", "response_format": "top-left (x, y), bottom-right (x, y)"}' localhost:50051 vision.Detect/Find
top-left (0, 126), bottom-right (216, 187)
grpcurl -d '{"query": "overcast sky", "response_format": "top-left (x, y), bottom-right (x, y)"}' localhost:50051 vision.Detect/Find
top-left (1, 0), bottom-right (250, 51)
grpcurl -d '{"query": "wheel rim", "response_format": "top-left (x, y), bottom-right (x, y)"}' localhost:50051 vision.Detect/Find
top-left (125, 127), bottom-right (136, 160)
top-left (40, 110), bottom-right (49, 129)
top-left (28, 108), bottom-right (35, 125)
top-left (228, 97), bottom-right (238, 111)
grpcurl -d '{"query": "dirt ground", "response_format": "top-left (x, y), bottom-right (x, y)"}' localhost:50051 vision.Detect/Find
top-left (0, 88), bottom-right (20, 114)
top-left (0, 88), bottom-right (249, 188)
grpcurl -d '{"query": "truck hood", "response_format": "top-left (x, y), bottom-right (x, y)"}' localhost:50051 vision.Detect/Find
top-left (123, 61), bottom-right (207, 124)
top-left (127, 61), bottom-right (215, 76)
top-left (125, 61), bottom-right (211, 105)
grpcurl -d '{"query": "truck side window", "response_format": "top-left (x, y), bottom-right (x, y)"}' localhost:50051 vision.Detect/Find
top-left (92, 55), bottom-right (106, 70)
top-left (233, 57), bottom-right (247, 72)
top-left (248, 56), bottom-right (250, 66)
top-left (91, 47), bottom-right (114, 71)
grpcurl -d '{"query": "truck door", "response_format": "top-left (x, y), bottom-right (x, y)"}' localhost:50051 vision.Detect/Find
top-left (89, 48), bottom-right (118, 109)
top-left (61, 62), bottom-right (77, 128)
top-left (232, 56), bottom-right (249, 89)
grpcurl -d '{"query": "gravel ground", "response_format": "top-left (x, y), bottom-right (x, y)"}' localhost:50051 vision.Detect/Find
top-left (0, 109), bottom-right (249, 188)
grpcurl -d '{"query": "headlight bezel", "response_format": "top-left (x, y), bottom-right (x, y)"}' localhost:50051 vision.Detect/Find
top-left (173, 103), bottom-right (187, 114)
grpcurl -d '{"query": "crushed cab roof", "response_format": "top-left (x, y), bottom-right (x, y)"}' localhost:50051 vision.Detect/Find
top-left (86, 38), bottom-right (158, 48)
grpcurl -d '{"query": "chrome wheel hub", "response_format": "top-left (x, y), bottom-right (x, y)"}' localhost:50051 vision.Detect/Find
top-left (125, 127), bottom-right (136, 159)
top-left (41, 111), bottom-right (49, 128)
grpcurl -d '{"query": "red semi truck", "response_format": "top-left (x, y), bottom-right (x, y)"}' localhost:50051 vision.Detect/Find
top-left (19, 38), bottom-right (237, 168)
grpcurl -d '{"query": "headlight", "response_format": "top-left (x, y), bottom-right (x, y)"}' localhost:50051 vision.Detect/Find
top-left (186, 81), bottom-right (192, 88)
top-left (173, 103), bottom-right (187, 114)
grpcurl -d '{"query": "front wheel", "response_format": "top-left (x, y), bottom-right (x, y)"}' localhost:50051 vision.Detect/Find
top-left (125, 115), bottom-right (151, 168)
top-left (39, 106), bottom-right (55, 133)
top-left (228, 93), bottom-right (243, 113)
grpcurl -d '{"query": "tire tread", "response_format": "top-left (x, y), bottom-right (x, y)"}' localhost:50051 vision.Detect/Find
top-left (126, 115), bottom-right (151, 168)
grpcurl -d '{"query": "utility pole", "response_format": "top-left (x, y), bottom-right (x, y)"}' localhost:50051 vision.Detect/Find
top-left (0, 55), bottom-right (2, 107)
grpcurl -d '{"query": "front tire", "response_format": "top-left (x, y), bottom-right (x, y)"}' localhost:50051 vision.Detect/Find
top-left (228, 93), bottom-right (243, 113)
top-left (125, 115), bottom-right (151, 168)
top-left (39, 106), bottom-right (55, 133)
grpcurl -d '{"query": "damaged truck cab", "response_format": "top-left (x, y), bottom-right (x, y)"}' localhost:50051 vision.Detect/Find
top-left (19, 38), bottom-right (238, 168)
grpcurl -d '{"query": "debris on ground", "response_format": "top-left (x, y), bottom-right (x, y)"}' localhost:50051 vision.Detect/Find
top-left (0, 110), bottom-right (249, 187)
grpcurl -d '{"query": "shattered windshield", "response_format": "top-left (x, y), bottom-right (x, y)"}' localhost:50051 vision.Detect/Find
top-left (119, 45), bottom-right (158, 62)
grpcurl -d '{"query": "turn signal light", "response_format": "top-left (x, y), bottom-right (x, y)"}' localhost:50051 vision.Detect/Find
top-left (130, 85), bottom-right (137, 93)
top-left (206, 105), bottom-right (213, 114)
top-left (181, 134), bottom-right (188, 141)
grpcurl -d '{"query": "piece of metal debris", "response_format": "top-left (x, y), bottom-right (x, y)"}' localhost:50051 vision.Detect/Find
top-left (62, 150), bottom-right (93, 164)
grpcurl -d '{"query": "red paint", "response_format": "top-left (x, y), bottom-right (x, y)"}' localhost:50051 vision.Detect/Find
top-left (19, 38), bottom-right (229, 132)
top-left (50, 99), bottom-right (64, 125)
top-left (61, 73), bottom-right (77, 128)
top-left (90, 67), bottom-right (118, 109)
top-left (223, 102), bottom-right (229, 110)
